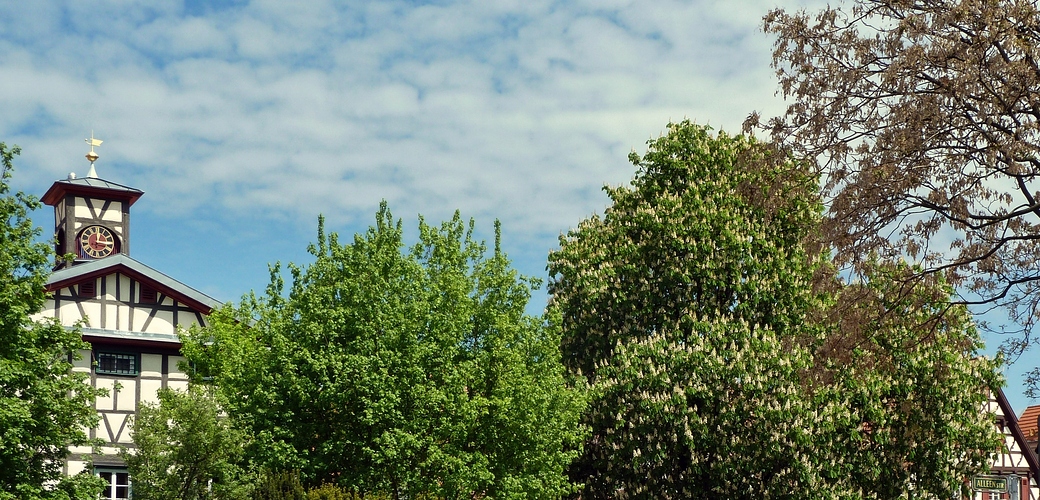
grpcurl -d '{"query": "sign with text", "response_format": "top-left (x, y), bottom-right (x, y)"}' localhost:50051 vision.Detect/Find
top-left (973, 475), bottom-right (1009, 493)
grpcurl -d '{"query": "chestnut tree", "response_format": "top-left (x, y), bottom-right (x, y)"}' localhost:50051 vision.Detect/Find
top-left (548, 121), bottom-right (1000, 499)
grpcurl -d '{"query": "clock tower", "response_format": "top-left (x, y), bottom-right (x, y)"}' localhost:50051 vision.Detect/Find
top-left (34, 135), bottom-right (221, 487)
top-left (40, 135), bottom-right (143, 268)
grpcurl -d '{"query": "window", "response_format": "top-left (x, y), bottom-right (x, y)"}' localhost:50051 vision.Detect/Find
top-left (96, 352), bottom-right (139, 376)
top-left (78, 279), bottom-right (96, 298)
top-left (96, 468), bottom-right (130, 500)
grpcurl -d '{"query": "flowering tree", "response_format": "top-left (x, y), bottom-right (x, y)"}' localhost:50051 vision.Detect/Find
top-left (549, 121), bottom-right (1000, 499)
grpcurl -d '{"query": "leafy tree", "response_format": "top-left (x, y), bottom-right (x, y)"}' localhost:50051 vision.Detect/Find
top-left (548, 121), bottom-right (1001, 498)
top-left (304, 483), bottom-right (359, 500)
top-left (549, 122), bottom-right (831, 498)
top-left (122, 385), bottom-right (252, 500)
top-left (760, 0), bottom-right (1040, 375)
top-left (0, 142), bottom-right (105, 499)
top-left (182, 206), bottom-right (585, 499)
top-left (254, 470), bottom-right (305, 500)
top-left (819, 262), bottom-right (1002, 500)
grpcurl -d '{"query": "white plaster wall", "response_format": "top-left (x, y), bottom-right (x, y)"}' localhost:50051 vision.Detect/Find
top-left (72, 349), bottom-right (91, 373)
top-left (168, 356), bottom-right (188, 380)
top-left (102, 275), bottom-right (117, 300)
top-left (95, 378), bottom-right (117, 412)
top-left (110, 414), bottom-right (133, 444)
top-left (140, 379), bottom-right (162, 405)
top-left (118, 275), bottom-right (132, 302)
top-left (66, 460), bottom-right (87, 476)
top-left (140, 354), bottom-right (162, 378)
top-left (115, 379), bottom-right (136, 412)
top-left (102, 303), bottom-right (117, 330)
top-left (101, 201), bottom-right (122, 222)
top-left (117, 307), bottom-right (130, 331)
top-left (147, 310), bottom-right (175, 335)
top-left (31, 299), bottom-right (56, 322)
top-left (72, 197), bottom-right (91, 218)
top-left (58, 301), bottom-right (81, 327)
top-left (179, 315), bottom-right (203, 329)
top-left (79, 302), bottom-right (102, 329)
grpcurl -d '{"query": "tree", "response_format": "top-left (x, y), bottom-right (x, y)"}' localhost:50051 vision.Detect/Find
top-left (547, 121), bottom-right (1001, 498)
top-left (0, 143), bottom-right (105, 499)
top-left (818, 261), bottom-right (1001, 499)
top-left (181, 206), bottom-right (585, 499)
top-left (548, 122), bottom-right (831, 498)
top-left (122, 385), bottom-right (252, 500)
top-left (760, 0), bottom-right (1040, 376)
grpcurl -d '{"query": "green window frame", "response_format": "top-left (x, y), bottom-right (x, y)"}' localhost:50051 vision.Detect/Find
top-left (95, 467), bottom-right (130, 500)
top-left (95, 351), bottom-right (139, 376)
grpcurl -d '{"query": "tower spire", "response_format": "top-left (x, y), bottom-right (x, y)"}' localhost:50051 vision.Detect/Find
top-left (85, 132), bottom-right (102, 178)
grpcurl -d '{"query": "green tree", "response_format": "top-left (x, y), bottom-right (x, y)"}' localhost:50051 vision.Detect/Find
top-left (548, 121), bottom-right (1000, 498)
top-left (254, 471), bottom-right (305, 500)
top-left (122, 385), bottom-right (252, 500)
top-left (182, 206), bottom-right (585, 499)
top-left (549, 122), bottom-right (831, 498)
top-left (818, 262), bottom-right (1002, 499)
top-left (0, 142), bottom-right (105, 499)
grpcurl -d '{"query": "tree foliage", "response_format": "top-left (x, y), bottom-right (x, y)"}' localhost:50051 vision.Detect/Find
top-left (760, 0), bottom-right (1040, 369)
top-left (0, 142), bottom-right (105, 500)
top-left (819, 261), bottom-right (1002, 499)
top-left (182, 206), bottom-right (585, 499)
top-left (254, 471), bottom-right (306, 500)
top-left (123, 385), bottom-right (252, 500)
top-left (548, 121), bottom-right (1001, 499)
top-left (549, 122), bottom-right (831, 498)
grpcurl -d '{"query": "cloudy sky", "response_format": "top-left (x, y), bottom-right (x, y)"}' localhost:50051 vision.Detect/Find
top-left (3, 0), bottom-right (1033, 408)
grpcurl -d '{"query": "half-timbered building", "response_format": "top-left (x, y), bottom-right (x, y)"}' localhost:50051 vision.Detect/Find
top-left (32, 161), bottom-right (221, 499)
top-left (973, 389), bottom-right (1040, 500)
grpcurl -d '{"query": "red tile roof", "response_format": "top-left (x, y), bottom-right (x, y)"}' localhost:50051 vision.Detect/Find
top-left (1020, 405), bottom-right (1040, 442)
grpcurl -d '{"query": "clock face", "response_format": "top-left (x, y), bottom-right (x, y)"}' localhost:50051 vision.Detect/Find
top-left (79, 225), bottom-right (117, 259)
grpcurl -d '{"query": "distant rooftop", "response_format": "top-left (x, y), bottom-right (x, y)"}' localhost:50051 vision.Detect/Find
top-left (1021, 405), bottom-right (1040, 442)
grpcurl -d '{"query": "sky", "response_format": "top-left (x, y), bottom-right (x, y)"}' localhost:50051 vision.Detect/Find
top-left (2, 0), bottom-right (1036, 411)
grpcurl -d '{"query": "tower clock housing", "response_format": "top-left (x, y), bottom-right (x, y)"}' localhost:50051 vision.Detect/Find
top-left (41, 176), bottom-right (143, 268)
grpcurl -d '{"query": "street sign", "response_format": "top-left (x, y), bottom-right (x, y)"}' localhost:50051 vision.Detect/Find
top-left (973, 475), bottom-right (1009, 493)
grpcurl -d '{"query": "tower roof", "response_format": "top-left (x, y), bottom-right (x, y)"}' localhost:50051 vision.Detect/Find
top-left (41, 176), bottom-right (144, 207)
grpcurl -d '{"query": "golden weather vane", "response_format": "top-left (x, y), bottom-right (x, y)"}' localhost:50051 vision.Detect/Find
top-left (84, 131), bottom-right (102, 178)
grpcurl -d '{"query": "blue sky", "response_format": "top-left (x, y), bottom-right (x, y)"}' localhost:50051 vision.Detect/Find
top-left (3, 0), bottom-right (1034, 411)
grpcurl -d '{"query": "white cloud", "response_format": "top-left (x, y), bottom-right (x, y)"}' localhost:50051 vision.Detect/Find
top-left (133, 16), bottom-right (232, 57)
top-left (0, 0), bottom-right (796, 279)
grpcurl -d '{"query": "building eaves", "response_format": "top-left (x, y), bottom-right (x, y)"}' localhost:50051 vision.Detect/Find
top-left (46, 254), bottom-right (223, 313)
